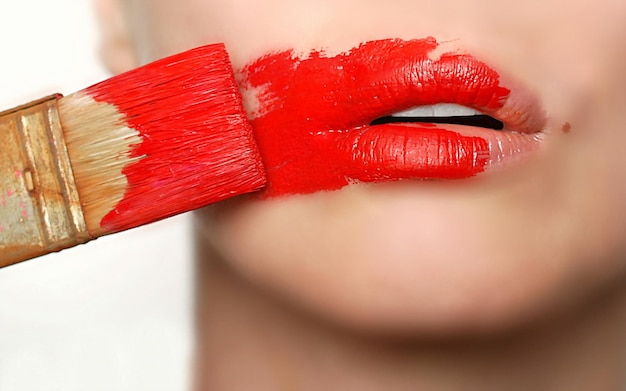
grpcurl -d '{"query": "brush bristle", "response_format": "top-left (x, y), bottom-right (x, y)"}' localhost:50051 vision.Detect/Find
top-left (58, 43), bottom-right (265, 235)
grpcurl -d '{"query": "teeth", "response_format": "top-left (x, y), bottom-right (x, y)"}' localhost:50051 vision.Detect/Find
top-left (391, 103), bottom-right (481, 118)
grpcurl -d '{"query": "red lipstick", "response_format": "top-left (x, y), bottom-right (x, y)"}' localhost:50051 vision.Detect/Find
top-left (240, 38), bottom-right (544, 196)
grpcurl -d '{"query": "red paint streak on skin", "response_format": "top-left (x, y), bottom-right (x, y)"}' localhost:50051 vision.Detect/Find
top-left (86, 44), bottom-right (265, 232)
top-left (240, 38), bottom-right (510, 196)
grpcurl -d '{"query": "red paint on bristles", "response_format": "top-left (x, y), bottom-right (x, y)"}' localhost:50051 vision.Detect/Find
top-left (60, 43), bottom-right (265, 234)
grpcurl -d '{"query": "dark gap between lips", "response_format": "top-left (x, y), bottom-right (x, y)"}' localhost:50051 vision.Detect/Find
top-left (371, 115), bottom-right (505, 130)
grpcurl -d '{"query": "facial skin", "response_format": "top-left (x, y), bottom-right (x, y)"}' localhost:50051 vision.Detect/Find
top-left (104, 0), bottom-right (626, 338)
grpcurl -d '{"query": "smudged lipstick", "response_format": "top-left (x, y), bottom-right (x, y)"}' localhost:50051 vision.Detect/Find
top-left (240, 37), bottom-right (545, 197)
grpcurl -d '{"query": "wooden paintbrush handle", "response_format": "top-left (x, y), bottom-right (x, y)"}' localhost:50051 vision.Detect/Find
top-left (0, 96), bottom-right (92, 268)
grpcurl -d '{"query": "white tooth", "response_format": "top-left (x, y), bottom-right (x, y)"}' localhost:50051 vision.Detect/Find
top-left (392, 106), bottom-right (435, 117)
top-left (433, 103), bottom-right (481, 117)
top-left (392, 103), bottom-right (481, 118)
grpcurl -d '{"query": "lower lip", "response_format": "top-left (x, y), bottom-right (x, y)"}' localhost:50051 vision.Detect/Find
top-left (239, 38), bottom-right (543, 197)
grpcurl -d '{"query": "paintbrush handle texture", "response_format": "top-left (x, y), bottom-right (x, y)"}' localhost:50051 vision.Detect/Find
top-left (0, 96), bottom-right (92, 268)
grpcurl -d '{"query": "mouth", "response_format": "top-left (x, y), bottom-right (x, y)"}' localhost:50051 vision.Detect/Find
top-left (371, 104), bottom-right (505, 130)
top-left (239, 38), bottom-right (546, 197)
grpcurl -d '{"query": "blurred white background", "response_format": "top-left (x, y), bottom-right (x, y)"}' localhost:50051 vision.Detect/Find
top-left (0, 2), bottom-right (193, 390)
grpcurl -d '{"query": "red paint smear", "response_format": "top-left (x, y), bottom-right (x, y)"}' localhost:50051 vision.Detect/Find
top-left (240, 38), bottom-right (508, 196)
top-left (86, 44), bottom-right (265, 232)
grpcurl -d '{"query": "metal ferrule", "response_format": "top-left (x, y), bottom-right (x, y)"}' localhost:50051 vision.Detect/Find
top-left (0, 95), bottom-right (92, 268)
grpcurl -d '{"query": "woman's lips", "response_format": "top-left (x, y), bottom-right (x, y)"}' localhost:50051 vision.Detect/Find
top-left (239, 37), bottom-right (546, 197)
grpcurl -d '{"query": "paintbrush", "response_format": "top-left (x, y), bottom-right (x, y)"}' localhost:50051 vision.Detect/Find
top-left (0, 43), bottom-right (265, 268)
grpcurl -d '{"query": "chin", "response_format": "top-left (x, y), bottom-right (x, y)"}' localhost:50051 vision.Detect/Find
top-left (196, 166), bottom-right (626, 338)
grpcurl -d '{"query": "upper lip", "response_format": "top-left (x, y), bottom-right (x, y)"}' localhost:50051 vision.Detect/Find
top-left (248, 37), bottom-right (546, 135)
